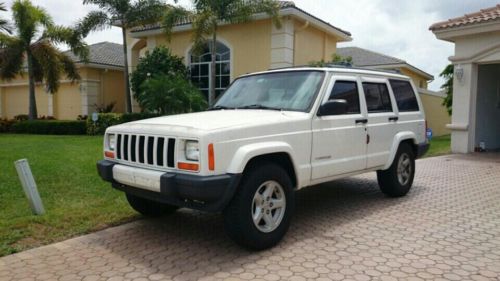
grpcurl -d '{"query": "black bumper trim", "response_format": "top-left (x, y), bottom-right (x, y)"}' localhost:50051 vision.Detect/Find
top-left (96, 160), bottom-right (241, 212)
top-left (416, 142), bottom-right (430, 159)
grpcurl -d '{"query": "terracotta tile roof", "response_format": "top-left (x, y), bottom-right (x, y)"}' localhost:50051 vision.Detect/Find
top-left (130, 1), bottom-right (351, 37)
top-left (430, 4), bottom-right (500, 31)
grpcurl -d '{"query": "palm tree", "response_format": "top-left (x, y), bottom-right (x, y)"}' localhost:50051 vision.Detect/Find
top-left (79, 0), bottom-right (167, 113)
top-left (163, 0), bottom-right (282, 106)
top-left (0, 0), bottom-right (88, 120)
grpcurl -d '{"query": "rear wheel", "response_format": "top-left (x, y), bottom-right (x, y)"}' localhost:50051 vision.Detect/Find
top-left (223, 163), bottom-right (294, 250)
top-left (126, 193), bottom-right (178, 217)
top-left (377, 143), bottom-right (415, 197)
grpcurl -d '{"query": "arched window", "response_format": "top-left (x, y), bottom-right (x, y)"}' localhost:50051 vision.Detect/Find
top-left (189, 41), bottom-right (231, 99)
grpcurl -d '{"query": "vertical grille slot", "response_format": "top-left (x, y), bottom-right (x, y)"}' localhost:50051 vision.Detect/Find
top-left (138, 136), bottom-right (145, 163)
top-left (116, 134), bottom-right (122, 159)
top-left (123, 135), bottom-right (129, 161)
top-left (167, 138), bottom-right (175, 168)
top-left (130, 135), bottom-right (137, 162)
top-left (157, 138), bottom-right (165, 166)
top-left (147, 137), bottom-right (154, 165)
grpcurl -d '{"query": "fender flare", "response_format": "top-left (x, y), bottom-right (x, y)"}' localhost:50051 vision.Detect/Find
top-left (226, 142), bottom-right (298, 180)
top-left (383, 132), bottom-right (417, 170)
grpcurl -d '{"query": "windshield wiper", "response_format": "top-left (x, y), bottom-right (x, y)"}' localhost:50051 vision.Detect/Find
top-left (208, 105), bottom-right (236, 111)
top-left (236, 104), bottom-right (282, 111)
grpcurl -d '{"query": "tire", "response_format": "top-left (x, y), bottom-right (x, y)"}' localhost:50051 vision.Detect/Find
top-left (223, 162), bottom-right (295, 250)
top-left (126, 193), bottom-right (178, 217)
top-left (377, 142), bottom-right (415, 197)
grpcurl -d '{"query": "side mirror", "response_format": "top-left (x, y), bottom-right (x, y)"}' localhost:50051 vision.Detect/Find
top-left (317, 99), bottom-right (349, 116)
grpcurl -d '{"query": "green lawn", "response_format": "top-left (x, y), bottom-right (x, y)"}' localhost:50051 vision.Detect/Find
top-left (425, 135), bottom-right (451, 158)
top-left (0, 133), bottom-right (451, 257)
top-left (0, 134), bottom-right (137, 257)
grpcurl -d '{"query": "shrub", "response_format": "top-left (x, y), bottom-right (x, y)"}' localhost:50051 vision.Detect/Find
top-left (138, 75), bottom-right (207, 115)
top-left (86, 113), bottom-right (122, 135)
top-left (13, 114), bottom-right (29, 121)
top-left (10, 120), bottom-right (86, 135)
top-left (0, 118), bottom-right (16, 133)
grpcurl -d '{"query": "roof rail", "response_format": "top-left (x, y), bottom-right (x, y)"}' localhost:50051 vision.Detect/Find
top-left (268, 64), bottom-right (404, 75)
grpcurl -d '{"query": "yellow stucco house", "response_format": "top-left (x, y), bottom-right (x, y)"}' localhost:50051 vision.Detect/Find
top-left (337, 47), bottom-right (451, 136)
top-left (0, 42), bottom-right (125, 120)
top-left (126, 1), bottom-right (352, 109)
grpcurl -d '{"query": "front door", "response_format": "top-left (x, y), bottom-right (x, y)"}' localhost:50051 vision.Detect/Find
top-left (311, 76), bottom-right (368, 180)
top-left (361, 78), bottom-right (398, 168)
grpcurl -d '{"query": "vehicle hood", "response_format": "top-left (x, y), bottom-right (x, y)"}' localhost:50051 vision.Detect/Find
top-left (111, 110), bottom-right (309, 134)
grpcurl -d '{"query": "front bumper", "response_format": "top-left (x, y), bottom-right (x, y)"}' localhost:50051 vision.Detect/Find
top-left (97, 160), bottom-right (241, 212)
top-left (416, 142), bottom-right (430, 159)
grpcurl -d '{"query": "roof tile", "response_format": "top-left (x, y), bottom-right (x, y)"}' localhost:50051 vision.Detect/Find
top-left (64, 42), bottom-right (124, 68)
top-left (430, 4), bottom-right (500, 31)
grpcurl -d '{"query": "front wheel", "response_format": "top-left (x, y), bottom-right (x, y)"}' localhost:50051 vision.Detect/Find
top-left (377, 143), bottom-right (415, 197)
top-left (223, 163), bottom-right (294, 250)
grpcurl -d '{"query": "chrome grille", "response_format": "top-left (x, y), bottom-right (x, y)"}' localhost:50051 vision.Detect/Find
top-left (116, 134), bottom-right (176, 168)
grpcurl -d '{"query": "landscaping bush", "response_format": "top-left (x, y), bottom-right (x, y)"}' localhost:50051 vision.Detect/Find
top-left (10, 120), bottom-right (86, 135)
top-left (0, 118), bottom-right (16, 133)
top-left (86, 113), bottom-right (122, 135)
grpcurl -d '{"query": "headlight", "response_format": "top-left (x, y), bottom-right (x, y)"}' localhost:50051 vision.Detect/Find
top-left (108, 134), bottom-right (116, 151)
top-left (185, 140), bottom-right (199, 161)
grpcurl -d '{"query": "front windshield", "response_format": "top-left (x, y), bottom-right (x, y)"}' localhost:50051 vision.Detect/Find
top-left (214, 71), bottom-right (325, 112)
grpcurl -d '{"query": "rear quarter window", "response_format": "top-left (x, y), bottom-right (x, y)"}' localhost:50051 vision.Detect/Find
top-left (389, 79), bottom-right (419, 112)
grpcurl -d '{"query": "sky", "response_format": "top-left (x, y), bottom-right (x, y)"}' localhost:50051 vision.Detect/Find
top-left (3, 0), bottom-right (499, 90)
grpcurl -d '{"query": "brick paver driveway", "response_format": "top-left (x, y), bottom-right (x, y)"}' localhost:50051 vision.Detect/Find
top-left (1, 154), bottom-right (500, 281)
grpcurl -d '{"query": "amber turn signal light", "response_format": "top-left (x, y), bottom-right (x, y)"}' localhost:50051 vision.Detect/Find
top-left (178, 162), bottom-right (199, 171)
top-left (104, 151), bottom-right (115, 158)
top-left (208, 143), bottom-right (215, 171)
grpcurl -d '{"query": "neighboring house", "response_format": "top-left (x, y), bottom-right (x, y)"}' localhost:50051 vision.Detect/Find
top-left (431, 4), bottom-right (500, 153)
top-left (337, 46), bottom-right (450, 136)
top-left (126, 1), bottom-right (352, 110)
top-left (0, 42), bottom-right (125, 120)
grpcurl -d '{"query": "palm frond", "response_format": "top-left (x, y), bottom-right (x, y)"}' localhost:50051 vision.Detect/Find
top-left (162, 5), bottom-right (191, 41)
top-left (12, 0), bottom-right (55, 44)
top-left (76, 10), bottom-right (110, 37)
top-left (30, 40), bottom-right (62, 93)
top-left (58, 52), bottom-right (80, 83)
top-left (126, 0), bottom-right (168, 27)
top-left (0, 37), bottom-right (24, 80)
top-left (43, 24), bottom-right (89, 62)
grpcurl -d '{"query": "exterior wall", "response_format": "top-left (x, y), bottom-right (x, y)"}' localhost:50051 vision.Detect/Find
top-left (0, 66), bottom-right (125, 120)
top-left (293, 20), bottom-right (338, 65)
top-left (419, 92), bottom-right (451, 137)
top-left (149, 19), bottom-right (272, 79)
top-left (400, 67), bottom-right (429, 89)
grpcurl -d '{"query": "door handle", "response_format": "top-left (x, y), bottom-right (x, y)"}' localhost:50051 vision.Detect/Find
top-left (388, 116), bottom-right (399, 122)
top-left (355, 118), bottom-right (368, 124)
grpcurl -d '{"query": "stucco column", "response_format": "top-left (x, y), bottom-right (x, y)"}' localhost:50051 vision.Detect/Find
top-left (47, 93), bottom-right (53, 117)
top-left (447, 63), bottom-right (478, 153)
top-left (270, 18), bottom-right (294, 69)
top-left (80, 80), bottom-right (101, 116)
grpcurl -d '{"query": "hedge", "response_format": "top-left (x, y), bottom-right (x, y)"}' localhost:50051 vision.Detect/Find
top-left (10, 120), bottom-right (87, 135)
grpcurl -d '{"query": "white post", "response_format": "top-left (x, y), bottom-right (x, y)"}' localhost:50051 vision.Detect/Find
top-left (14, 159), bottom-right (45, 215)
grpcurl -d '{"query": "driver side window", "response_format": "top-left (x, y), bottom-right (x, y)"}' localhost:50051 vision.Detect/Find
top-left (328, 81), bottom-right (361, 114)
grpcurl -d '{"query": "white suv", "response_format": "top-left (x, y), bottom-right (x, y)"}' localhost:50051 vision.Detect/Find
top-left (97, 67), bottom-right (429, 250)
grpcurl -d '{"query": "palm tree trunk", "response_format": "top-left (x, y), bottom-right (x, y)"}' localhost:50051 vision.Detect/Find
top-left (209, 31), bottom-right (217, 107)
top-left (122, 27), bottom-right (133, 113)
top-left (27, 51), bottom-right (37, 120)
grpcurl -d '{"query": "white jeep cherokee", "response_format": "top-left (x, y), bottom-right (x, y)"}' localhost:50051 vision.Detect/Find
top-left (97, 67), bottom-right (429, 250)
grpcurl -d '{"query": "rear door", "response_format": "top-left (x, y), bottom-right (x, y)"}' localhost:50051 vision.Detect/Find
top-left (311, 75), bottom-right (367, 180)
top-left (361, 77), bottom-right (399, 168)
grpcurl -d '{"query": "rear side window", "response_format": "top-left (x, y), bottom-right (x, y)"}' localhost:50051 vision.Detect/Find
top-left (390, 79), bottom-right (419, 112)
top-left (328, 81), bottom-right (360, 114)
top-left (362, 82), bottom-right (393, 113)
